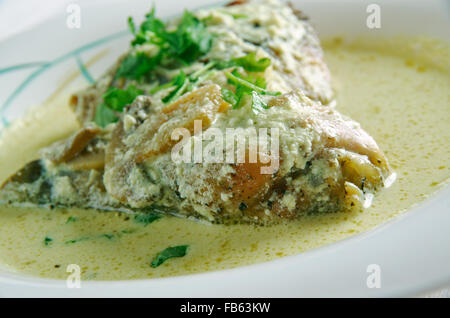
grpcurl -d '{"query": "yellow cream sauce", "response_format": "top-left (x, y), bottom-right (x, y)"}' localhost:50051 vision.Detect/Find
top-left (0, 37), bottom-right (448, 280)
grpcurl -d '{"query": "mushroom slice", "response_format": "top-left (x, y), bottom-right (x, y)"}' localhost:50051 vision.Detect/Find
top-left (66, 150), bottom-right (105, 171)
top-left (42, 126), bottom-right (100, 164)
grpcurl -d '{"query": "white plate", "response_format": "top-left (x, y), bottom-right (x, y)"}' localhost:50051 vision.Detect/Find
top-left (0, 0), bottom-right (449, 297)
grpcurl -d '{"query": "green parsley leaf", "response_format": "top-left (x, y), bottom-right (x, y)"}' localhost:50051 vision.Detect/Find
top-left (65, 237), bottom-right (90, 244)
top-left (151, 245), bottom-right (189, 268)
top-left (134, 213), bottom-right (161, 226)
top-left (233, 52), bottom-right (271, 72)
top-left (100, 233), bottom-right (115, 240)
top-left (125, 8), bottom-right (213, 75)
top-left (223, 69), bottom-right (280, 111)
top-left (94, 85), bottom-right (143, 127)
top-left (215, 52), bottom-right (271, 73)
top-left (225, 70), bottom-right (278, 96)
top-left (162, 71), bottom-right (188, 103)
top-left (116, 52), bottom-right (161, 79)
top-left (44, 236), bottom-right (53, 246)
top-left (127, 16), bottom-right (136, 35)
top-left (166, 11), bottom-right (213, 64)
top-left (94, 102), bottom-right (119, 128)
top-left (188, 61), bottom-right (215, 82)
top-left (153, 63), bottom-right (216, 104)
top-left (103, 85), bottom-right (143, 111)
top-left (66, 216), bottom-right (78, 224)
top-left (129, 8), bottom-right (166, 46)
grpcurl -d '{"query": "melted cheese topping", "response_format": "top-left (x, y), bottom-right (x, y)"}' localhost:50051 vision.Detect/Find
top-left (0, 36), bottom-right (448, 280)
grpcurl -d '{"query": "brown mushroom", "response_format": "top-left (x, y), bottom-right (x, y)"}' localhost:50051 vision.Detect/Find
top-left (44, 126), bottom-right (100, 164)
top-left (66, 150), bottom-right (105, 171)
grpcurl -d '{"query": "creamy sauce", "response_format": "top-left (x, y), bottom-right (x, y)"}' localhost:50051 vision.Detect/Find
top-left (0, 37), bottom-right (448, 280)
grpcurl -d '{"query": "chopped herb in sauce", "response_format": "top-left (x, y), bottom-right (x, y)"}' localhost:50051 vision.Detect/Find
top-left (94, 85), bottom-right (143, 127)
top-left (103, 85), bottom-right (143, 112)
top-left (65, 230), bottom-right (136, 245)
top-left (65, 216), bottom-right (77, 224)
top-left (65, 237), bottom-right (90, 245)
top-left (151, 245), bottom-right (189, 268)
top-left (44, 236), bottom-right (53, 246)
top-left (134, 213), bottom-right (161, 226)
top-left (100, 233), bottom-right (115, 240)
top-left (238, 202), bottom-right (248, 211)
top-left (223, 69), bottom-right (280, 112)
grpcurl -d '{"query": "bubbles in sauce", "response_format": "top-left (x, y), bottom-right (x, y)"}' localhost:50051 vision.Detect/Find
top-left (0, 37), bottom-right (449, 280)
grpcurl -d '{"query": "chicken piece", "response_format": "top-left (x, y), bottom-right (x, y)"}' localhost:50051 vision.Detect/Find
top-left (0, 0), bottom-right (394, 224)
top-left (0, 89), bottom-right (394, 224)
top-left (133, 91), bottom-right (393, 223)
top-left (0, 125), bottom-right (115, 210)
top-left (103, 84), bottom-right (230, 207)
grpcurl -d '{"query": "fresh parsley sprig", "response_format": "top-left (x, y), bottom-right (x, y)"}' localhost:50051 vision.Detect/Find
top-left (128, 8), bottom-right (166, 47)
top-left (122, 8), bottom-right (213, 80)
top-left (216, 52), bottom-right (271, 73)
top-left (134, 213), bottom-right (161, 226)
top-left (94, 85), bottom-right (143, 127)
top-left (115, 52), bottom-right (161, 80)
top-left (152, 51), bottom-right (273, 105)
top-left (103, 85), bottom-right (143, 111)
top-left (224, 70), bottom-right (279, 96)
top-left (164, 11), bottom-right (213, 64)
top-left (216, 53), bottom-right (277, 112)
top-left (44, 236), bottom-right (53, 246)
top-left (161, 71), bottom-right (188, 103)
top-left (223, 69), bottom-right (280, 113)
top-left (151, 62), bottom-right (216, 104)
